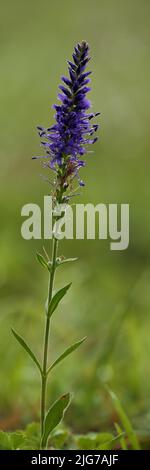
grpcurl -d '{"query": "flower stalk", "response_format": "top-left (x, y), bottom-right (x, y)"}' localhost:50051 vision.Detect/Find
top-left (41, 236), bottom-right (58, 440)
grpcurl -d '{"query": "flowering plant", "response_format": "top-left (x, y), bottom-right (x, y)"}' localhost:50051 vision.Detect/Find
top-left (11, 40), bottom-right (99, 449)
top-left (0, 41), bottom-right (141, 452)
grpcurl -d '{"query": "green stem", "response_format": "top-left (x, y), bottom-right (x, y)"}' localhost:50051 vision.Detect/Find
top-left (41, 236), bottom-right (58, 443)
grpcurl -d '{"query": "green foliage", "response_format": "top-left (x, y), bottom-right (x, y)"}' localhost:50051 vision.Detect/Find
top-left (47, 337), bottom-right (86, 375)
top-left (0, 425), bottom-right (125, 450)
top-left (0, 431), bottom-right (12, 450)
top-left (47, 283), bottom-right (72, 318)
top-left (41, 393), bottom-right (71, 448)
top-left (74, 432), bottom-right (113, 450)
top-left (115, 423), bottom-right (127, 450)
top-left (25, 422), bottom-right (40, 440)
top-left (50, 428), bottom-right (69, 449)
top-left (0, 425), bottom-right (69, 450)
top-left (36, 252), bottom-right (50, 270)
top-left (109, 390), bottom-right (140, 450)
top-left (19, 423), bottom-right (41, 449)
top-left (74, 431), bottom-right (126, 450)
top-left (11, 328), bottom-right (42, 374)
top-left (0, 425), bottom-right (40, 450)
top-left (9, 432), bottom-right (25, 449)
top-left (56, 257), bottom-right (78, 267)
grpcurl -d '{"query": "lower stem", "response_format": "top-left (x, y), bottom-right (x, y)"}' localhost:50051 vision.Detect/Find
top-left (41, 236), bottom-right (58, 443)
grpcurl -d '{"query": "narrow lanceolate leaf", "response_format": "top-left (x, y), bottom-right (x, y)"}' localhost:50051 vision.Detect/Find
top-left (47, 337), bottom-right (87, 376)
top-left (47, 283), bottom-right (72, 318)
top-left (56, 257), bottom-right (78, 267)
top-left (11, 329), bottom-right (42, 375)
top-left (115, 423), bottom-right (127, 450)
top-left (36, 252), bottom-right (49, 270)
top-left (109, 390), bottom-right (140, 450)
top-left (41, 393), bottom-right (71, 448)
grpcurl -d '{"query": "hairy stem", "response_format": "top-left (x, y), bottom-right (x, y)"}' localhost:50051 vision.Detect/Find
top-left (41, 236), bottom-right (58, 443)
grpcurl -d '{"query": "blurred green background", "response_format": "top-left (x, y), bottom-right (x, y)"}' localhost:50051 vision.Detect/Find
top-left (0, 0), bottom-right (150, 447)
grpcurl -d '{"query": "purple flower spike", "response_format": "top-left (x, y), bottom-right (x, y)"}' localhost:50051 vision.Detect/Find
top-left (35, 41), bottom-right (99, 202)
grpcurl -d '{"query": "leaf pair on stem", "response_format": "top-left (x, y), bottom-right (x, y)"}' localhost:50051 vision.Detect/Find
top-left (12, 278), bottom-right (86, 448)
top-left (36, 251), bottom-right (78, 273)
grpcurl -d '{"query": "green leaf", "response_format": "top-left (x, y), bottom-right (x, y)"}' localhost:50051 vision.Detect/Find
top-left (11, 425), bottom-right (40, 449)
top-left (25, 422), bottom-right (40, 440)
top-left (0, 431), bottom-right (12, 450)
top-left (36, 252), bottom-right (49, 270)
top-left (75, 432), bottom-right (114, 450)
top-left (11, 328), bottom-right (42, 375)
top-left (9, 431), bottom-right (25, 450)
top-left (99, 432), bottom-right (125, 450)
top-left (18, 441), bottom-right (39, 450)
top-left (115, 423), bottom-right (127, 450)
top-left (50, 429), bottom-right (69, 449)
top-left (47, 337), bottom-right (86, 375)
top-left (47, 283), bottom-right (72, 318)
top-left (56, 257), bottom-right (78, 267)
top-left (108, 390), bottom-right (140, 450)
top-left (41, 393), bottom-right (71, 448)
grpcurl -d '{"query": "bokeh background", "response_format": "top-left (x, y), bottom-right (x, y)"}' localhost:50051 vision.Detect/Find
top-left (0, 0), bottom-right (150, 447)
